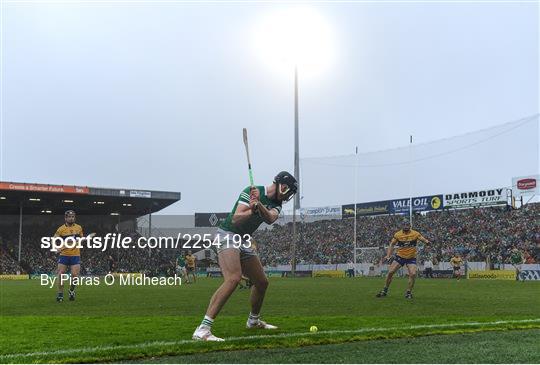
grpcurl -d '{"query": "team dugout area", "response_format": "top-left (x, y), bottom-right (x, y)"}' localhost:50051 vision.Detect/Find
top-left (0, 181), bottom-right (181, 275)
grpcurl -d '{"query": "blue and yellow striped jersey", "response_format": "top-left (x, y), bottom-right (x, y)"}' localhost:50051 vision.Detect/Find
top-left (54, 223), bottom-right (83, 256)
top-left (391, 229), bottom-right (425, 259)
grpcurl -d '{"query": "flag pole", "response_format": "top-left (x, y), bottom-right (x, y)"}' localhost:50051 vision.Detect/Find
top-left (409, 135), bottom-right (413, 227)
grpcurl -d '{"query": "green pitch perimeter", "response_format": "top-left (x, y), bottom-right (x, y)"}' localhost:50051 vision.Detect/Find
top-left (1, 277), bottom-right (539, 363)
top-left (129, 329), bottom-right (540, 363)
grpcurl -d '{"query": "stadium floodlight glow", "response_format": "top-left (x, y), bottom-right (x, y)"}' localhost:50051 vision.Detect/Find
top-left (94, 201), bottom-right (105, 205)
top-left (29, 198), bottom-right (41, 201)
top-left (122, 203), bottom-right (132, 207)
top-left (0, 196), bottom-right (5, 200)
top-left (63, 199), bottom-right (74, 203)
top-left (40, 210), bottom-right (52, 214)
top-left (110, 212), bottom-right (119, 216)
top-left (252, 7), bottom-right (335, 79)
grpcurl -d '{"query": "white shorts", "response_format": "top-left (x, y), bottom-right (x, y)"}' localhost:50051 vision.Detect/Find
top-left (215, 228), bottom-right (257, 261)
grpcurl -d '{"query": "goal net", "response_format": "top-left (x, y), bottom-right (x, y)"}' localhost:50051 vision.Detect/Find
top-left (356, 246), bottom-right (385, 264)
top-left (354, 246), bottom-right (386, 276)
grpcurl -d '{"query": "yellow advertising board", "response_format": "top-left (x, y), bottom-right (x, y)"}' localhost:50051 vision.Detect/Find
top-left (467, 270), bottom-right (516, 280)
top-left (0, 274), bottom-right (29, 280)
top-left (312, 270), bottom-right (345, 278)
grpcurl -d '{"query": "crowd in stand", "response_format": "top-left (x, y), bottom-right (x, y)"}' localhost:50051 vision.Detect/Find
top-left (0, 250), bottom-right (23, 274)
top-left (1, 203), bottom-right (539, 274)
top-left (0, 227), bottom-right (178, 276)
top-left (255, 203), bottom-right (540, 266)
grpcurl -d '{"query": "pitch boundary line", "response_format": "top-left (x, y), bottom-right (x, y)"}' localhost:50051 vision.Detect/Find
top-left (1, 318), bottom-right (539, 360)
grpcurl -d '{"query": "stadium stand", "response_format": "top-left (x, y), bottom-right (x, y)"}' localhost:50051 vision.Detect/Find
top-left (1, 202), bottom-right (538, 274)
top-left (0, 181), bottom-right (181, 275)
top-left (255, 203), bottom-right (539, 266)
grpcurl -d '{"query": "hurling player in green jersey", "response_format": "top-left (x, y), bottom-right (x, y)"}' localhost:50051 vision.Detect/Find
top-left (192, 171), bottom-right (298, 341)
top-left (176, 252), bottom-right (188, 283)
top-left (510, 247), bottom-right (524, 281)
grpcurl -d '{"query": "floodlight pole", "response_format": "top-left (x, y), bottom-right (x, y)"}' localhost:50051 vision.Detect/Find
top-left (294, 66), bottom-right (300, 209)
top-left (292, 65), bottom-right (300, 277)
top-left (409, 135), bottom-right (413, 227)
top-left (353, 146), bottom-right (358, 266)
top-left (18, 202), bottom-right (22, 262)
top-left (148, 207), bottom-right (152, 238)
top-left (148, 207), bottom-right (152, 257)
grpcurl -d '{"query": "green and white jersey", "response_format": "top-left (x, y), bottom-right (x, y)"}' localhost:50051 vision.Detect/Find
top-left (219, 186), bottom-right (282, 235)
top-left (510, 250), bottom-right (522, 265)
top-left (177, 255), bottom-right (186, 267)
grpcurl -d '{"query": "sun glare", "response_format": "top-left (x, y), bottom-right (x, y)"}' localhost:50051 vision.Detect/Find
top-left (252, 7), bottom-right (335, 79)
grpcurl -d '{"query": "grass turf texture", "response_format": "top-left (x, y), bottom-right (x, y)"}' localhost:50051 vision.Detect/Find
top-left (130, 329), bottom-right (540, 363)
top-left (1, 277), bottom-right (539, 363)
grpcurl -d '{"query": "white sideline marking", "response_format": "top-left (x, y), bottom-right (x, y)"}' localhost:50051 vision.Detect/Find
top-left (1, 318), bottom-right (539, 360)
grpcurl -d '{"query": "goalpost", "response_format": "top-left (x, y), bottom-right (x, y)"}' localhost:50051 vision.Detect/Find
top-left (354, 246), bottom-right (386, 276)
top-left (354, 246), bottom-right (422, 277)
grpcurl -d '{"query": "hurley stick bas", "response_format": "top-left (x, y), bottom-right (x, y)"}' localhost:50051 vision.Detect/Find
top-left (242, 128), bottom-right (255, 188)
top-left (242, 128), bottom-right (258, 209)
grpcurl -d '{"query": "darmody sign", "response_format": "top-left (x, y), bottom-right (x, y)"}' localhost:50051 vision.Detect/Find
top-left (444, 188), bottom-right (506, 208)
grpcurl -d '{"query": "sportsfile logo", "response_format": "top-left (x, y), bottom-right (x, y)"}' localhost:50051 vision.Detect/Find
top-left (40, 233), bottom-right (253, 252)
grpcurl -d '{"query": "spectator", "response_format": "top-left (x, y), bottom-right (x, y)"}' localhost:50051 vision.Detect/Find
top-left (424, 259), bottom-right (434, 278)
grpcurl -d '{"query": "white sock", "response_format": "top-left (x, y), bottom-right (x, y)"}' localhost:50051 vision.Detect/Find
top-left (248, 312), bottom-right (260, 322)
top-left (200, 315), bottom-right (214, 328)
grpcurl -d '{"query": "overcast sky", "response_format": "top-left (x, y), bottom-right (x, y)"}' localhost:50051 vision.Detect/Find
top-left (1, 1), bottom-right (538, 214)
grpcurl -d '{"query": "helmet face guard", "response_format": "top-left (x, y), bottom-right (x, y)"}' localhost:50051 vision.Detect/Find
top-left (279, 184), bottom-right (295, 202)
top-left (274, 171), bottom-right (298, 202)
top-left (65, 210), bottom-right (76, 224)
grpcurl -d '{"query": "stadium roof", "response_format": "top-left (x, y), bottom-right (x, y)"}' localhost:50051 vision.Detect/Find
top-left (0, 182), bottom-right (181, 216)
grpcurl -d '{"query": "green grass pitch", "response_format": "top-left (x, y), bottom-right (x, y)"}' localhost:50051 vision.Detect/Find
top-left (1, 277), bottom-right (539, 363)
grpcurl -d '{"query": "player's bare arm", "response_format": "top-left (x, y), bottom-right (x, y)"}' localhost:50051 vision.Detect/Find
top-left (253, 201), bottom-right (279, 224)
top-left (249, 190), bottom-right (278, 224)
top-left (231, 203), bottom-right (254, 226)
top-left (385, 241), bottom-right (395, 260)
